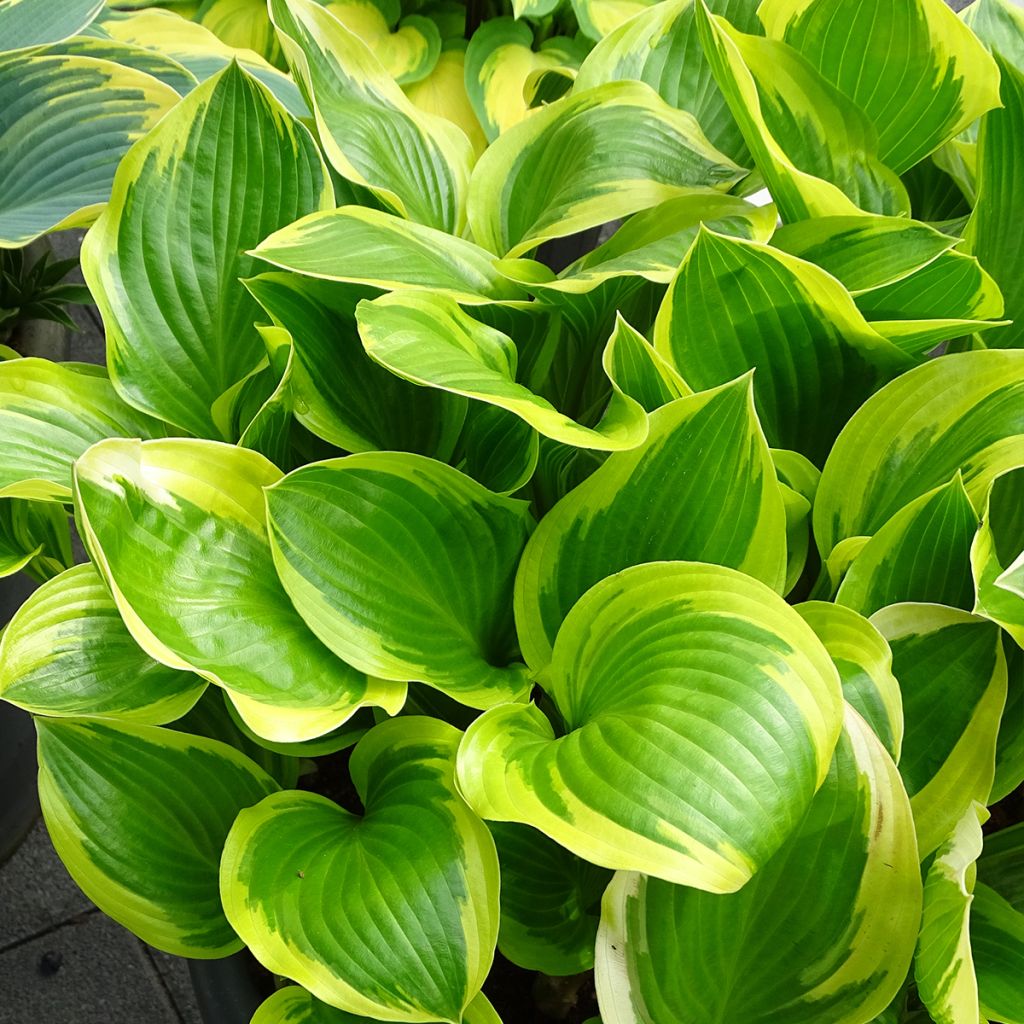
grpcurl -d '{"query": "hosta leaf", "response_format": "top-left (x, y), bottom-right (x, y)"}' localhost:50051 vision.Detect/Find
top-left (547, 192), bottom-right (777, 293)
top-left (915, 802), bottom-right (986, 1024)
top-left (265, 453), bottom-right (533, 709)
top-left (594, 707), bottom-right (921, 1024)
top-left (93, 7), bottom-right (309, 117)
top-left (0, 564), bottom-right (204, 723)
top-left (601, 314), bottom-right (690, 412)
top-left (37, 717), bottom-right (278, 956)
top-left (972, 468), bottom-right (1024, 645)
top-left (771, 215), bottom-right (960, 294)
top-left (971, 884), bottom-right (1024, 1024)
top-left (356, 291), bottom-right (649, 452)
top-left (323, 0), bottom-right (440, 85)
top-left (252, 206), bottom-right (522, 304)
top-left (269, 0), bottom-right (473, 234)
top-left (835, 475), bottom-right (978, 617)
top-left (74, 438), bottom-right (405, 742)
top-left (455, 403), bottom-right (539, 496)
top-left (871, 604), bottom-right (1005, 859)
top-left (0, 0), bottom-right (103, 52)
top-left (196, 0), bottom-right (282, 65)
top-left (464, 19), bottom-right (585, 142)
top-left (459, 561), bottom-right (843, 890)
top-left (489, 822), bottom-right (610, 976)
top-left (653, 229), bottom-right (911, 465)
top-left (795, 602), bottom-right (903, 762)
top-left (815, 349), bottom-right (1024, 559)
top-left (992, 639), bottom-right (1024, 803)
top-left (574, 0), bottom-right (761, 164)
top-left (962, 0), bottom-right (1024, 73)
top-left (965, 54), bottom-right (1024, 349)
top-left (0, 53), bottom-right (178, 247)
top-left (696, 6), bottom-right (909, 222)
top-left (514, 378), bottom-right (788, 669)
top-left (232, 326), bottom-right (295, 470)
top-left (0, 359), bottom-right (168, 502)
top-left (81, 61), bottom-right (332, 439)
top-left (570, 0), bottom-right (659, 41)
top-left (467, 80), bottom-right (744, 258)
top-left (978, 818), bottom-right (1024, 914)
top-left (0, 498), bottom-right (71, 581)
top-left (245, 273), bottom-right (465, 458)
top-left (759, 0), bottom-right (1000, 174)
top-left (221, 718), bottom-right (500, 1023)
top-left (251, 987), bottom-right (501, 1024)
top-left (404, 48), bottom-right (488, 157)
top-left (42, 35), bottom-right (198, 95)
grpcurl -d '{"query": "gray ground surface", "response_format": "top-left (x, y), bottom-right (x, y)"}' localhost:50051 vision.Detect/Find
top-left (1, 231), bottom-right (203, 1024)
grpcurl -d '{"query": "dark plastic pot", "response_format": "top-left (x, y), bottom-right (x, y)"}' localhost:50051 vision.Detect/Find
top-left (188, 949), bottom-right (276, 1024)
top-left (0, 572), bottom-right (40, 865)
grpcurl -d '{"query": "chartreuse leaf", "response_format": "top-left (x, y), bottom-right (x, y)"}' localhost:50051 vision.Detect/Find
top-left (245, 273), bottom-right (466, 458)
top-left (467, 81), bottom-right (744, 258)
top-left (759, 0), bottom-right (1000, 174)
top-left (601, 314), bottom-right (690, 413)
top-left (574, 0), bottom-right (761, 164)
top-left (265, 453), bottom-right (533, 710)
top-left (0, 499), bottom-right (71, 581)
top-left (594, 706), bottom-right (921, 1024)
top-left (795, 602), bottom-right (902, 762)
top-left (0, 0), bottom-right (103, 51)
top-left (0, 53), bottom-right (179, 247)
top-left (992, 639), bottom-right (1024, 803)
top-left (815, 350), bottom-right (1024, 560)
top-left (971, 883), bottom-right (1024, 1024)
top-left (654, 229), bottom-right (911, 466)
top-left (490, 822), bottom-right (611, 976)
top-left (252, 206), bottom-right (521, 304)
top-left (570, 0), bottom-right (659, 41)
top-left (514, 378), bottom-right (787, 668)
top-left (696, 5), bottom-right (909, 222)
top-left (545, 192), bottom-right (776, 293)
top-left (773, 448), bottom-right (818, 594)
top-left (972, 468), bottom-right (1024, 645)
top-left (356, 291), bottom-right (649, 452)
top-left (41, 36), bottom-right (198, 95)
top-left (464, 19), bottom-right (585, 143)
top-left (965, 54), bottom-right (1024, 349)
top-left (322, 0), bottom-right (440, 84)
top-left (404, 48), bottom-right (488, 157)
top-left (73, 438), bottom-right (405, 743)
top-left (251, 987), bottom-right (501, 1024)
top-left (222, 718), bottom-right (500, 1023)
top-left (0, 359), bottom-right (168, 503)
top-left (915, 802), bottom-right (987, 1024)
top-left (81, 62), bottom-right (332, 439)
top-left (871, 605), bottom-right (1006, 859)
top-left (835, 475), bottom-right (978, 617)
top-left (269, 0), bottom-right (473, 234)
top-left (459, 562), bottom-right (843, 890)
top-left (37, 717), bottom-right (278, 956)
top-left (0, 564), bottom-right (204, 723)
top-left (93, 7), bottom-right (309, 117)
top-left (195, 0), bottom-right (282, 65)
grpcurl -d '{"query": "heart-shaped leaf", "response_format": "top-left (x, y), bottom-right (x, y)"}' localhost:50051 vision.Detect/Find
top-left (0, 563), bottom-right (205, 723)
top-left (265, 452), bottom-right (534, 709)
top-left (594, 706), bottom-right (921, 1024)
top-left (514, 377), bottom-right (788, 668)
top-left (81, 61), bottom-right (332, 438)
top-left (221, 717), bottom-right (500, 1023)
top-left (37, 717), bottom-right (278, 956)
top-left (74, 438), bottom-right (405, 742)
top-left (871, 604), bottom-right (1006, 858)
top-left (459, 561), bottom-right (843, 890)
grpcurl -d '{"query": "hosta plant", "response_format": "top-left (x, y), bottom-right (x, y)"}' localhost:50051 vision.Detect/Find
top-left (1, 0), bottom-right (1024, 1022)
